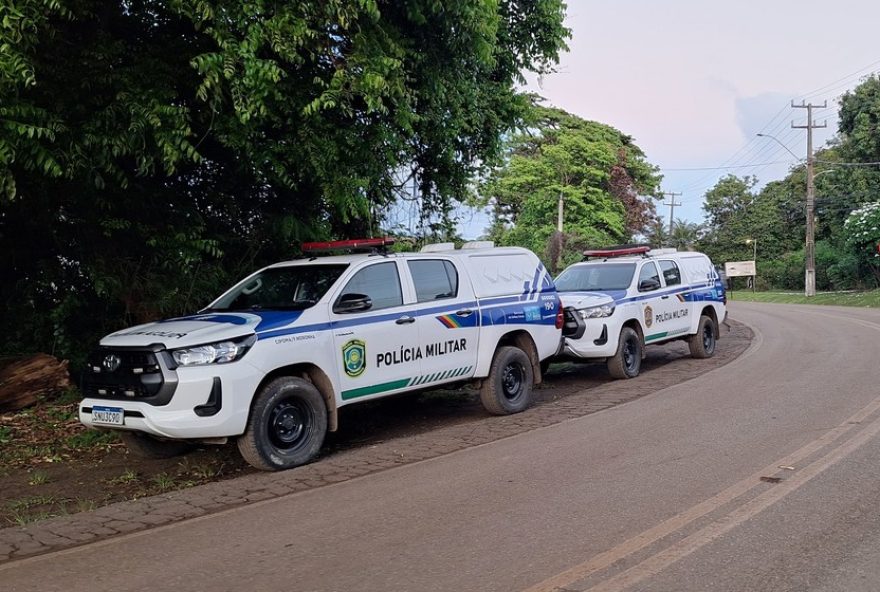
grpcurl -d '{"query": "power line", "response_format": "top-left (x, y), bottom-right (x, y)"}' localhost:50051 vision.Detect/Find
top-left (661, 160), bottom-right (796, 172)
top-left (675, 57), bottom-right (880, 198)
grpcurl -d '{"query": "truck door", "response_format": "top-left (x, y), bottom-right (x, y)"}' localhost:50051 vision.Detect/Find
top-left (657, 259), bottom-right (692, 337)
top-left (330, 261), bottom-right (423, 403)
top-left (637, 261), bottom-right (685, 344)
top-left (405, 258), bottom-right (479, 386)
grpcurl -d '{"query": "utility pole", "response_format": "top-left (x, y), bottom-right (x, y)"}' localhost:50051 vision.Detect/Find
top-left (661, 191), bottom-right (682, 245)
top-left (792, 100), bottom-right (827, 297)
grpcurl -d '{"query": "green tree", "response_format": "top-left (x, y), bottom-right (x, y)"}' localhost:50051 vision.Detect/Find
top-left (669, 219), bottom-right (702, 250)
top-left (842, 202), bottom-right (880, 285)
top-left (643, 219), bottom-right (669, 248)
top-left (480, 105), bottom-right (661, 271)
top-left (0, 0), bottom-right (570, 364)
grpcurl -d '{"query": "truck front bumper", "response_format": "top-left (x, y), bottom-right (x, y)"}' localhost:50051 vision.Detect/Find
top-left (80, 355), bottom-right (261, 439)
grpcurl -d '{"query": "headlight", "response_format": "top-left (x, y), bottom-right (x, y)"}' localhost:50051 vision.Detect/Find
top-left (172, 336), bottom-right (255, 366)
top-left (578, 304), bottom-right (615, 319)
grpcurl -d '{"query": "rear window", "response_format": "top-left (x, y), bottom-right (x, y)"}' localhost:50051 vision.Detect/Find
top-left (408, 260), bottom-right (459, 302)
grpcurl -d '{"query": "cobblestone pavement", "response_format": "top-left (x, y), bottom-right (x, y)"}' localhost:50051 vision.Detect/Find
top-left (0, 321), bottom-right (752, 564)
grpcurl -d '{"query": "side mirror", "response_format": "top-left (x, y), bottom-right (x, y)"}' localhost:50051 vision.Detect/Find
top-left (638, 278), bottom-right (661, 292)
top-left (334, 293), bottom-right (372, 314)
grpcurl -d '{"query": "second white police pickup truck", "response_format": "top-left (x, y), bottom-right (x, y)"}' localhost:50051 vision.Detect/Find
top-left (79, 239), bottom-right (563, 470)
top-left (554, 245), bottom-right (727, 379)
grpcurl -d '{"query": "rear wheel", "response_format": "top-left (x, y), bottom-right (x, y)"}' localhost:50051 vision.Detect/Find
top-left (237, 377), bottom-right (328, 471)
top-left (607, 327), bottom-right (642, 379)
top-left (119, 431), bottom-right (194, 459)
top-left (480, 346), bottom-right (534, 415)
top-left (688, 315), bottom-right (717, 358)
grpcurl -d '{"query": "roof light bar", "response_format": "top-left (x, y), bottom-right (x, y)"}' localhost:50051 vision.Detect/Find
top-left (302, 237), bottom-right (395, 253)
top-left (582, 245), bottom-right (651, 258)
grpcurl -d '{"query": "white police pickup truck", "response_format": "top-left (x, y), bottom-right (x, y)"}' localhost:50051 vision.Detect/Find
top-left (80, 239), bottom-right (563, 470)
top-left (554, 246), bottom-right (726, 379)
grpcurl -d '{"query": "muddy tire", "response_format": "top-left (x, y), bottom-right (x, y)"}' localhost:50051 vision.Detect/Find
top-left (119, 431), bottom-right (194, 459)
top-left (688, 314), bottom-right (716, 359)
top-left (237, 377), bottom-right (327, 471)
top-left (480, 346), bottom-right (534, 415)
top-left (607, 326), bottom-right (642, 379)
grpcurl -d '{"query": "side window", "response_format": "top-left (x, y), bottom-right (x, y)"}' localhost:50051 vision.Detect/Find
top-left (638, 262), bottom-right (661, 292)
top-left (659, 260), bottom-right (681, 286)
top-left (408, 260), bottom-right (459, 302)
top-left (339, 262), bottom-right (403, 311)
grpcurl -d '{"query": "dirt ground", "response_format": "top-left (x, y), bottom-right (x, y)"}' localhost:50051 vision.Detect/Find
top-left (0, 326), bottom-right (749, 527)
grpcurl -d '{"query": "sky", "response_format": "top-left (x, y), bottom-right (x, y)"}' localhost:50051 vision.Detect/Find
top-left (451, 0), bottom-right (880, 238)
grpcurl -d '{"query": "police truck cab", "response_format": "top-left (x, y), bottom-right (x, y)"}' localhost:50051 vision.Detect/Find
top-left (79, 239), bottom-right (563, 470)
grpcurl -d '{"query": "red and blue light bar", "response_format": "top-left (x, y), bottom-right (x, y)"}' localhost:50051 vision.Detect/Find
top-left (302, 237), bottom-right (395, 253)
top-left (582, 245), bottom-right (651, 258)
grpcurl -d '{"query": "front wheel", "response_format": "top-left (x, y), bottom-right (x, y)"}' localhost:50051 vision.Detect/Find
top-left (480, 346), bottom-right (534, 415)
top-left (688, 315), bottom-right (717, 358)
top-left (607, 327), bottom-right (642, 379)
top-left (237, 377), bottom-right (328, 471)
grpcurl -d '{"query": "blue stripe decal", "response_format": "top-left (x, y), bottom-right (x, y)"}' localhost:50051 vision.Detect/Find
top-left (481, 287), bottom-right (556, 308)
top-left (256, 300), bottom-right (479, 341)
top-left (255, 288), bottom-right (562, 341)
top-left (529, 266), bottom-right (541, 299)
top-left (159, 311), bottom-right (304, 332)
top-left (252, 311), bottom-right (305, 332)
top-left (160, 313), bottom-right (250, 326)
top-left (565, 285), bottom-right (724, 307)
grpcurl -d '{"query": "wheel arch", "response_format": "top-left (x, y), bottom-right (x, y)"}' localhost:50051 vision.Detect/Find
top-left (622, 318), bottom-right (645, 358)
top-left (254, 364), bottom-right (338, 432)
top-left (700, 305), bottom-right (719, 336)
top-left (492, 330), bottom-right (541, 385)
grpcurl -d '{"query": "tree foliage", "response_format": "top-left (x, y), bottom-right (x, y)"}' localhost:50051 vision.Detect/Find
top-left (479, 104), bottom-right (661, 270)
top-left (0, 0), bottom-right (570, 365)
top-left (842, 202), bottom-right (880, 284)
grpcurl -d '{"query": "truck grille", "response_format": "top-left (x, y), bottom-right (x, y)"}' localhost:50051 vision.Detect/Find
top-left (562, 307), bottom-right (584, 338)
top-left (82, 347), bottom-right (177, 405)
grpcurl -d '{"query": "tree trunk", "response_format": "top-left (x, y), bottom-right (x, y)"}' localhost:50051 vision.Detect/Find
top-left (0, 354), bottom-right (72, 412)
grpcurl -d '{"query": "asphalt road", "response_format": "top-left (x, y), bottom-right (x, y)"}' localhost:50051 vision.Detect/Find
top-left (5, 301), bottom-right (880, 592)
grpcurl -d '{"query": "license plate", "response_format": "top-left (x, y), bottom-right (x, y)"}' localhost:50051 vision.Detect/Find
top-left (91, 405), bottom-right (124, 426)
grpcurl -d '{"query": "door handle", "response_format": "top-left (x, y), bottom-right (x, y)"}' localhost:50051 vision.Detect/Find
top-left (396, 316), bottom-right (416, 325)
top-left (455, 309), bottom-right (474, 317)
top-left (661, 295), bottom-right (670, 300)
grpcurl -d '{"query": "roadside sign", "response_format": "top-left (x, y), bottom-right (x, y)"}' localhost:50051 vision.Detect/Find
top-left (725, 261), bottom-right (756, 277)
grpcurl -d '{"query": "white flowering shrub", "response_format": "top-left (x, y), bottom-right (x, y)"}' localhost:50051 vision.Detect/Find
top-left (843, 202), bottom-right (880, 271)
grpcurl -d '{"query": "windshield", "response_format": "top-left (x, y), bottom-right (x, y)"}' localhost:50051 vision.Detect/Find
top-left (207, 264), bottom-right (349, 312)
top-left (555, 262), bottom-right (636, 292)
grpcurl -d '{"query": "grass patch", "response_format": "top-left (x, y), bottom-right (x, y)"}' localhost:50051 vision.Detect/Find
top-left (729, 289), bottom-right (880, 307)
top-left (177, 458), bottom-right (221, 480)
top-left (151, 472), bottom-right (176, 491)
top-left (65, 429), bottom-right (119, 450)
top-left (27, 470), bottom-right (50, 486)
top-left (5, 495), bottom-right (60, 526)
top-left (107, 468), bottom-right (139, 485)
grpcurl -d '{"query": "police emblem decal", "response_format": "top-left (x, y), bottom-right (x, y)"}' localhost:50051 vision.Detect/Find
top-left (342, 339), bottom-right (366, 377)
top-left (644, 306), bottom-right (653, 328)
